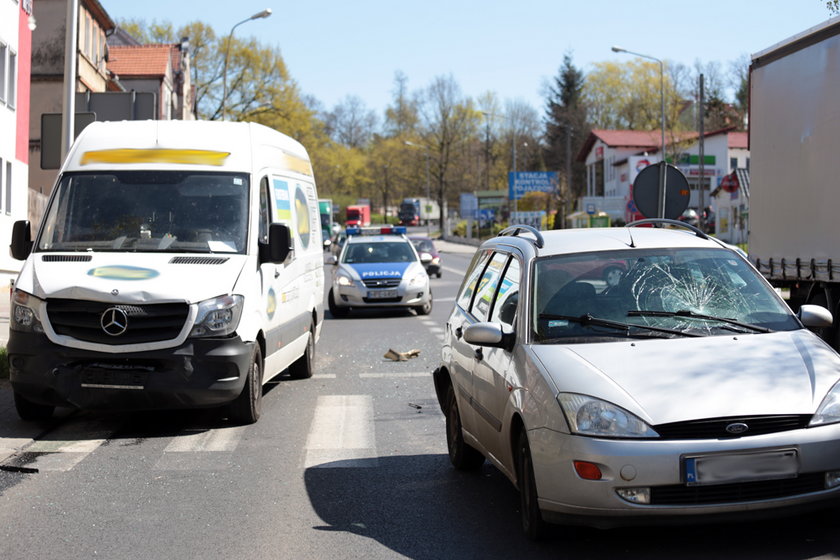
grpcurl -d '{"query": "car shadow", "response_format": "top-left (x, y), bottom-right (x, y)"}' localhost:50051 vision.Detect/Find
top-left (304, 454), bottom-right (840, 559)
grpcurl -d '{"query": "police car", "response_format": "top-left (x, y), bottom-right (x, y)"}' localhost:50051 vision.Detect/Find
top-left (328, 226), bottom-right (432, 317)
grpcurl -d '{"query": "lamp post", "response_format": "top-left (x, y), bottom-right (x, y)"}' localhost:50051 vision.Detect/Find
top-left (481, 111), bottom-right (519, 219)
top-left (611, 45), bottom-right (667, 218)
top-left (404, 141), bottom-right (432, 237)
top-left (222, 8), bottom-right (272, 121)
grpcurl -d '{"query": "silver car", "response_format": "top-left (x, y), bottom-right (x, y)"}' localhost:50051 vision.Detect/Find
top-left (434, 222), bottom-right (840, 539)
top-left (328, 227), bottom-right (432, 317)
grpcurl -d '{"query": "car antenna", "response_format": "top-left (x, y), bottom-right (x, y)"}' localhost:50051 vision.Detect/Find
top-left (625, 226), bottom-right (636, 248)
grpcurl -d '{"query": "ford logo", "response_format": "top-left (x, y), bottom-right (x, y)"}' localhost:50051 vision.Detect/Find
top-left (725, 422), bottom-right (749, 435)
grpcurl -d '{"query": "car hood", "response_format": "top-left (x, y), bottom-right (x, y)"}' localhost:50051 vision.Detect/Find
top-left (530, 330), bottom-right (840, 425)
top-left (16, 253), bottom-right (248, 304)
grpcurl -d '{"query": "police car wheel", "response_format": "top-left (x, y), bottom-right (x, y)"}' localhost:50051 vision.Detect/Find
top-left (328, 289), bottom-right (349, 318)
top-left (416, 299), bottom-right (433, 316)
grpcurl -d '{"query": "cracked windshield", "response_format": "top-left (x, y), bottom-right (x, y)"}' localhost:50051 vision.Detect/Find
top-left (38, 171), bottom-right (249, 254)
top-left (533, 247), bottom-right (799, 341)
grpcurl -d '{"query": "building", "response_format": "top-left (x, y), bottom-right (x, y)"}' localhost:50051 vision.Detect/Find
top-left (28, 0), bottom-right (115, 216)
top-left (576, 128), bottom-right (749, 228)
top-left (107, 41), bottom-right (195, 121)
top-left (0, 0), bottom-right (34, 283)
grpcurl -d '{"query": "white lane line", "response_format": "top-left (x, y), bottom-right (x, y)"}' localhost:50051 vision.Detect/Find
top-left (359, 372), bottom-right (431, 378)
top-left (433, 296), bottom-right (456, 302)
top-left (304, 395), bottom-right (377, 468)
top-left (312, 373), bottom-right (337, 379)
top-left (163, 426), bottom-right (248, 452)
top-left (3, 418), bottom-right (119, 472)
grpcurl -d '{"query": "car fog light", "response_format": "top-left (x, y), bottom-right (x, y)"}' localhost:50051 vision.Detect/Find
top-left (573, 460), bottom-right (603, 480)
top-left (825, 471), bottom-right (840, 489)
top-left (616, 488), bottom-right (651, 504)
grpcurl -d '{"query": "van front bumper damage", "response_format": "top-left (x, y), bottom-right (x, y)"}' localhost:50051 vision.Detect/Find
top-left (8, 331), bottom-right (255, 411)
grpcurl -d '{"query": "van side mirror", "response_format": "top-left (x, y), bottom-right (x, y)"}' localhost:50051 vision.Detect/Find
top-left (260, 223), bottom-right (293, 264)
top-left (10, 220), bottom-right (32, 260)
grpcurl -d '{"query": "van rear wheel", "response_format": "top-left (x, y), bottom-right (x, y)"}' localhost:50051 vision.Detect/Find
top-left (289, 323), bottom-right (315, 379)
top-left (228, 344), bottom-right (262, 425)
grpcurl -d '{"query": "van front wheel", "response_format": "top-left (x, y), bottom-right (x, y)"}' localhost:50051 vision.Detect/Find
top-left (228, 344), bottom-right (262, 425)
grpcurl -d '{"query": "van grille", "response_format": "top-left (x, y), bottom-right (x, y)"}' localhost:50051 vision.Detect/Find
top-left (169, 256), bottom-right (229, 265)
top-left (41, 255), bottom-right (93, 262)
top-left (47, 299), bottom-right (189, 345)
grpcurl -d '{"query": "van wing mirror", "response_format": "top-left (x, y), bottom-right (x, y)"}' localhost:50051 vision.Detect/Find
top-left (10, 220), bottom-right (32, 260)
top-left (262, 223), bottom-right (293, 264)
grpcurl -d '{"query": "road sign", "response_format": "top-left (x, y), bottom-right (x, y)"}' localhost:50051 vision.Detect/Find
top-left (508, 171), bottom-right (559, 201)
top-left (632, 162), bottom-right (690, 219)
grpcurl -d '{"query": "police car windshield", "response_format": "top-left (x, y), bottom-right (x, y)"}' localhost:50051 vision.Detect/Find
top-left (342, 241), bottom-right (416, 264)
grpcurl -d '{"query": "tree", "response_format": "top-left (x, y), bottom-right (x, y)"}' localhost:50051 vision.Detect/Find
top-left (323, 95), bottom-right (377, 148)
top-left (543, 52), bottom-right (589, 212)
top-left (829, 0), bottom-right (840, 15)
top-left (417, 75), bottom-right (479, 230)
top-left (384, 71), bottom-right (419, 137)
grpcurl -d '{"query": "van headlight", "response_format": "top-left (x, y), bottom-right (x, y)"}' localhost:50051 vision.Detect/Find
top-left (557, 393), bottom-right (659, 438)
top-left (811, 381), bottom-right (840, 427)
top-left (10, 290), bottom-right (45, 334)
top-left (190, 295), bottom-right (244, 338)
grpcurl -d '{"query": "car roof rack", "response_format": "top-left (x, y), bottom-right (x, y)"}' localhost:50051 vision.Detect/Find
top-left (499, 224), bottom-right (544, 248)
top-left (626, 218), bottom-right (709, 240)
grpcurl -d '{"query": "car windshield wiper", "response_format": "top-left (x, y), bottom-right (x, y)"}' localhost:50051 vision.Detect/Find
top-left (539, 313), bottom-right (700, 338)
top-left (627, 309), bottom-right (772, 333)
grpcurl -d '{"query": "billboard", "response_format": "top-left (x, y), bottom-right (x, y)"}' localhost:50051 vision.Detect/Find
top-left (508, 171), bottom-right (559, 201)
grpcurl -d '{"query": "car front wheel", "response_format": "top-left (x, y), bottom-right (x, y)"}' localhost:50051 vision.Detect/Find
top-left (445, 384), bottom-right (484, 470)
top-left (517, 428), bottom-right (546, 540)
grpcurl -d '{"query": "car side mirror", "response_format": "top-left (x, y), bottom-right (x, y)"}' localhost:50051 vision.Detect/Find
top-left (260, 223), bottom-right (293, 264)
top-left (463, 322), bottom-right (515, 352)
top-left (799, 304), bottom-right (833, 328)
top-left (10, 220), bottom-right (32, 260)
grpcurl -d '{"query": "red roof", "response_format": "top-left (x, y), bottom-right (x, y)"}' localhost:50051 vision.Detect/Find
top-left (108, 45), bottom-right (175, 77)
top-left (728, 131), bottom-right (748, 149)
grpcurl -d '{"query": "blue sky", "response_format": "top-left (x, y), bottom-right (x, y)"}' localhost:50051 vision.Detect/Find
top-left (103, 0), bottom-right (835, 116)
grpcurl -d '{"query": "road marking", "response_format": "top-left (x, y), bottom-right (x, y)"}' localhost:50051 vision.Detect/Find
top-left (304, 395), bottom-right (377, 468)
top-left (434, 296), bottom-right (456, 302)
top-left (359, 372), bottom-right (431, 378)
top-left (162, 426), bottom-right (247, 452)
top-left (0, 418), bottom-right (117, 472)
top-left (312, 373), bottom-right (337, 379)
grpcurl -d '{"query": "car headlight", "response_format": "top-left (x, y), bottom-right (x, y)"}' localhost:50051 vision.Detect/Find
top-left (557, 393), bottom-right (659, 438)
top-left (811, 381), bottom-right (840, 427)
top-left (10, 289), bottom-right (45, 334)
top-left (190, 294), bottom-right (244, 338)
top-left (408, 272), bottom-right (427, 287)
top-left (337, 273), bottom-right (354, 287)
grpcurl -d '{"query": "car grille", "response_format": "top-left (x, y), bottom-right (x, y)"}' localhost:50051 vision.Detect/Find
top-left (47, 298), bottom-right (189, 345)
top-left (362, 278), bottom-right (401, 289)
top-left (650, 473), bottom-right (826, 505)
top-left (362, 296), bottom-right (403, 303)
top-left (653, 415), bottom-right (812, 440)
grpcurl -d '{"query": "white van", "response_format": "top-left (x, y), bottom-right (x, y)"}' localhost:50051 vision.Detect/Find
top-left (8, 120), bottom-right (324, 424)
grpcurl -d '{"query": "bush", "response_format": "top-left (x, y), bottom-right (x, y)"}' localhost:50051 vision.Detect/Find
top-left (0, 347), bottom-right (8, 380)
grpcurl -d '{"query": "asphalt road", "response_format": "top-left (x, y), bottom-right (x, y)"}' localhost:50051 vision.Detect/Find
top-left (2, 239), bottom-right (840, 559)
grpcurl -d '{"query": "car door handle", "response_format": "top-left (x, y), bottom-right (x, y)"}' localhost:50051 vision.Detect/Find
top-left (474, 348), bottom-right (483, 361)
top-left (455, 327), bottom-right (463, 339)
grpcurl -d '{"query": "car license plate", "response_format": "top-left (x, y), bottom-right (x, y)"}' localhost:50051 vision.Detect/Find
top-left (684, 449), bottom-right (798, 486)
top-left (368, 289), bottom-right (398, 299)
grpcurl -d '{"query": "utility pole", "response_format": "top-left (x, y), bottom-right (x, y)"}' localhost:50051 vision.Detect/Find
top-left (698, 74), bottom-right (706, 231)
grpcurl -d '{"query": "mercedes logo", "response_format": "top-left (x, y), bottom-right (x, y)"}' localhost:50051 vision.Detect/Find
top-left (725, 422), bottom-right (749, 435)
top-left (100, 307), bottom-right (129, 336)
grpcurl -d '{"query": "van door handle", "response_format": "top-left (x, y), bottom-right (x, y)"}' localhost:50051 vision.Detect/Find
top-left (275, 266), bottom-right (281, 278)
top-left (455, 327), bottom-right (463, 339)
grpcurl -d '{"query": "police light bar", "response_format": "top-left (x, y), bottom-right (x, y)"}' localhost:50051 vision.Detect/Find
top-left (346, 226), bottom-right (361, 236)
top-left (347, 226), bottom-right (407, 236)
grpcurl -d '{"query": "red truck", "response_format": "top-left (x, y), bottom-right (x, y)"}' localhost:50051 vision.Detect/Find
top-left (345, 204), bottom-right (370, 227)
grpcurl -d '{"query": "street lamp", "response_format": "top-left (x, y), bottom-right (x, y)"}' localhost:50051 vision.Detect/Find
top-left (404, 141), bottom-right (432, 237)
top-left (222, 8), bottom-right (272, 121)
top-left (611, 45), bottom-right (667, 218)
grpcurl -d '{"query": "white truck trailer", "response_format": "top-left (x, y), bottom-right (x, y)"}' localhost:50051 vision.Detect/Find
top-left (749, 16), bottom-right (840, 346)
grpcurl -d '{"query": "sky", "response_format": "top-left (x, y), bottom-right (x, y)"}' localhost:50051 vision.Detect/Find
top-left (102, 0), bottom-right (837, 117)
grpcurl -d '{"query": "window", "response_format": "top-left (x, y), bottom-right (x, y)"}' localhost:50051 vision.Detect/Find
top-left (456, 249), bottom-right (493, 310)
top-left (489, 258), bottom-right (521, 327)
top-left (5, 160), bottom-right (11, 214)
top-left (7, 51), bottom-right (15, 108)
top-left (259, 177), bottom-right (270, 244)
top-left (730, 157), bottom-right (737, 171)
top-left (471, 252), bottom-right (509, 322)
top-left (0, 43), bottom-right (7, 105)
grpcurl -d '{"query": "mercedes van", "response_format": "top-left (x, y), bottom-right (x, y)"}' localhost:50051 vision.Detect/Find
top-left (8, 120), bottom-right (324, 424)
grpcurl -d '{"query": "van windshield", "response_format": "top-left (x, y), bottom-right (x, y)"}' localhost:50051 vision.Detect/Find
top-left (37, 171), bottom-right (250, 254)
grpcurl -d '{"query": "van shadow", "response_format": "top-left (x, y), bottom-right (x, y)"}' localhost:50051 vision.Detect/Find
top-left (304, 454), bottom-right (840, 560)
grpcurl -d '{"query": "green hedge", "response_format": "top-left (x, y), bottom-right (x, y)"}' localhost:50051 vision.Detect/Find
top-left (0, 348), bottom-right (7, 379)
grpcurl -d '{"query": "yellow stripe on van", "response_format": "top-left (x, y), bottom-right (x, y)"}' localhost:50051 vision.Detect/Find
top-left (80, 149), bottom-right (231, 166)
top-left (281, 153), bottom-right (313, 176)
